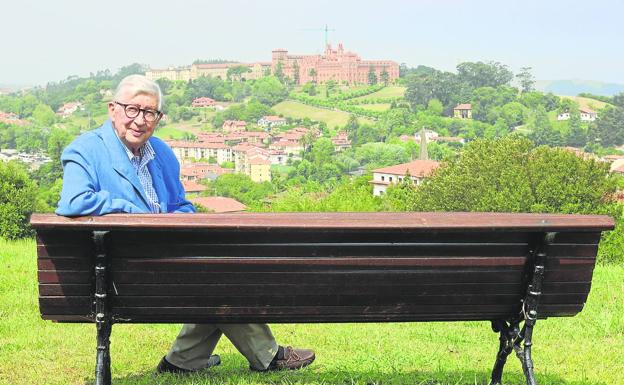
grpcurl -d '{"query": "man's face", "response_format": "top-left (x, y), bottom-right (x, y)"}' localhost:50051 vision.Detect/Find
top-left (108, 89), bottom-right (160, 155)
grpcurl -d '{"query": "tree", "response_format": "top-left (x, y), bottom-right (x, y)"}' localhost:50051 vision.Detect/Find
top-left (516, 67), bottom-right (535, 93)
top-left (355, 142), bottom-right (410, 169)
top-left (308, 138), bottom-right (335, 165)
top-left (302, 82), bottom-right (316, 96)
top-left (0, 161), bottom-right (42, 239)
top-left (592, 106), bottom-right (624, 147)
top-left (404, 70), bottom-right (462, 110)
top-left (565, 108), bottom-right (586, 147)
top-left (251, 76), bottom-right (288, 106)
top-left (528, 106), bottom-right (561, 146)
top-left (32, 104), bottom-right (56, 126)
top-left (456, 61), bottom-right (514, 89)
top-left (368, 66), bottom-right (378, 85)
top-left (426, 99), bottom-right (444, 116)
top-left (274, 60), bottom-right (285, 84)
top-left (308, 68), bottom-right (318, 84)
top-left (227, 65), bottom-right (252, 81)
top-left (380, 68), bottom-right (390, 86)
top-left (325, 79), bottom-right (337, 98)
top-left (393, 136), bottom-right (616, 215)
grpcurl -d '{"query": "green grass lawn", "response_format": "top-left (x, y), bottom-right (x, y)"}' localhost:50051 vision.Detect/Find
top-left (358, 103), bottom-right (392, 112)
top-left (273, 100), bottom-right (374, 129)
top-left (1, 238), bottom-right (622, 385)
top-left (155, 125), bottom-right (195, 140)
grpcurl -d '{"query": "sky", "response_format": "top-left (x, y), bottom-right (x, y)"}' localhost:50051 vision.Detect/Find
top-left (2, 0), bottom-right (623, 87)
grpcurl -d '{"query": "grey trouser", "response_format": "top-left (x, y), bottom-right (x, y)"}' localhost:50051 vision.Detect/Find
top-left (165, 323), bottom-right (279, 371)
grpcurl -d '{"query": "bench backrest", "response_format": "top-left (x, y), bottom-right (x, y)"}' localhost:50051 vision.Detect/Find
top-left (31, 212), bottom-right (614, 324)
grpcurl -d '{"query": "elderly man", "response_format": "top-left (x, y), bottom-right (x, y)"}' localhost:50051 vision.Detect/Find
top-left (56, 74), bottom-right (315, 373)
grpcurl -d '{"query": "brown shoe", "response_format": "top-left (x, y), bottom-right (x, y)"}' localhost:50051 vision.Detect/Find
top-left (269, 346), bottom-right (315, 371)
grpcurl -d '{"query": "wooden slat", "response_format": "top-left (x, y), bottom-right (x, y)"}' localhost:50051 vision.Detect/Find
top-left (39, 284), bottom-right (92, 296)
top-left (38, 258), bottom-right (93, 271)
top-left (29, 212), bottom-right (615, 232)
top-left (108, 281), bottom-right (592, 297)
top-left (109, 256), bottom-right (595, 272)
top-left (107, 243), bottom-right (532, 258)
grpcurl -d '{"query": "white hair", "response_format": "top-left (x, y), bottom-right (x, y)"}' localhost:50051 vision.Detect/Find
top-left (113, 74), bottom-right (163, 110)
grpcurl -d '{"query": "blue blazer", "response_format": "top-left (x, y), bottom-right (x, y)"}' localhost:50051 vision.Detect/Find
top-left (56, 120), bottom-right (195, 216)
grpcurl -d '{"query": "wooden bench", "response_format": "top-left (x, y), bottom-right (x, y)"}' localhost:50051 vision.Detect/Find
top-left (30, 212), bottom-right (614, 385)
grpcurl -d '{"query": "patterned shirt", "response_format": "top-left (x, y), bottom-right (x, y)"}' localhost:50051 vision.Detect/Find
top-left (120, 140), bottom-right (161, 213)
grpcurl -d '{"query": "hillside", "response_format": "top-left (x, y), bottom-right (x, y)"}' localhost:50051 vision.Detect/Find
top-left (536, 79), bottom-right (624, 97)
top-left (272, 100), bottom-right (375, 129)
top-left (559, 95), bottom-right (611, 110)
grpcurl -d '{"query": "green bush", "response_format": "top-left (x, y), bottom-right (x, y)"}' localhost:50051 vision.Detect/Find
top-left (0, 161), bottom-right (42, 239)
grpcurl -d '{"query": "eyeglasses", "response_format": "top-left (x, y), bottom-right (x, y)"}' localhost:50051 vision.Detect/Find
top-left (114, 101), bottom-right (162, 123)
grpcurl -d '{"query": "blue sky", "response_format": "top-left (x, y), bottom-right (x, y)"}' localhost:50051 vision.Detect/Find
top-left (2, 0), bottom-right (623, 86)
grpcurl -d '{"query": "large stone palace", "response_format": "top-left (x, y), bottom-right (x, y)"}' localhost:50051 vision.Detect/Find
top-left (272, 43), bottom-right (399, 85)
top-left (146, 44), bottom-right (399, 85)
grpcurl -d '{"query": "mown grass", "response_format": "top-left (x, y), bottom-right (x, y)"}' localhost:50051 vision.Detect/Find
top-left (358, 103), bottom-right (392, 112)
top-left (1, 238), bottom-right (622, 385)
top-left (558, 96), bottom-right (611, 111)
top-left (272, 100), bottom-right (374, 129)
top-left (155, 125), bottom-right (195, 140)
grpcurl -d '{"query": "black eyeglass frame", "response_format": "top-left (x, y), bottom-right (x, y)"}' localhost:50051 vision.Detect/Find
top-left (114, 101), bottom-right (162, 122)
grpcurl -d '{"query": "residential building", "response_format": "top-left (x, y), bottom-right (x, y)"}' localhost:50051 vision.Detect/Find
top-left (222, 120), bottom-right (247, 132)
top-left (167, 141), bottom-right (233, 164)
top-left (56, 102), bottom-right (82, 118)
top-left (580, 107), bottom-right (597, 122)
top-left (0, 111), bottom-right (27, 126)
top-left (246, 156), bottom-right (272, 183)
top-left (453, 104), bottom-right (472, 119)
top-left (258, 115), bottom-right (287, 128)
top-left (557, 108), bottom-right (598, 122)
top-left (232, 144), bottom-right (272, 182)
top-left (332, 131), bottom-right (351, 152)
top-left (180, 163), bottom-right (232, 182)
top-left (192, 97), bottom-right (215, 107)
top-left (369, 160), bottom-right (440, 196)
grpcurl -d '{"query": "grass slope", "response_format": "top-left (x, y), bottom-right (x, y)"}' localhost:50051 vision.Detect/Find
top-left (273, 100), bottom-right (374, 129)
top-left (559, 96), bottom-right (611, 111)
top-left (1, 238), bottom-right (623, 384)
top-left (352, 86), bottom-right (407, 100)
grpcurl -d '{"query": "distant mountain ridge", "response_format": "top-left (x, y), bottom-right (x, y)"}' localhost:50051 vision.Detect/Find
top-left (535, 79), bottom-right (624, 97)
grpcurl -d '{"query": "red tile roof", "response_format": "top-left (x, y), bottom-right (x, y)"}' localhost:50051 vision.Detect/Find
top-left (454, 103), bottom-right (471, 110)
top-left (190, 196), bottom-right (247, 213)
top-left (373, 160), bottom-right (440, 177)
top-left (182, 180), bottom-right (207, 193)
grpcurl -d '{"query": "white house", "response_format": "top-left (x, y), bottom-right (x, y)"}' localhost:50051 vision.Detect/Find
top-left (557, 107), bottom-right (597, 122)
top-left (369, 160), bottom-right (440, 196)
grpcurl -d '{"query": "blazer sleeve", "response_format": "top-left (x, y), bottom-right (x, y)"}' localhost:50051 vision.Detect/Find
top-left (55, 147), bottom-right (143, 216)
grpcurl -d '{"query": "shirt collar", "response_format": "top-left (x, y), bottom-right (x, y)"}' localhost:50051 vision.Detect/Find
top-left (114, 130), bottom-right (155, 162)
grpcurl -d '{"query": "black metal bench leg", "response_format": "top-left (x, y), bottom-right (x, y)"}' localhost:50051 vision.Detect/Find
top-left (95, 314), bottom-right (112, 385)
top-left (93, 231), bottom-right (111, 385)
top-left (518, 321), bottom-right (537, 385)
top-left (489, 320), bottom-right (520, 385)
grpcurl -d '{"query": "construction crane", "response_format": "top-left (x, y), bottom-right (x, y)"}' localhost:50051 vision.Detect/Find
top-left (300, 24), bottom-right (336, 48)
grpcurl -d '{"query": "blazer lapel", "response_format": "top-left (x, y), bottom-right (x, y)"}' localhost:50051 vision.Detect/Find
top-left (100, 121), bottom-right (151, 209)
